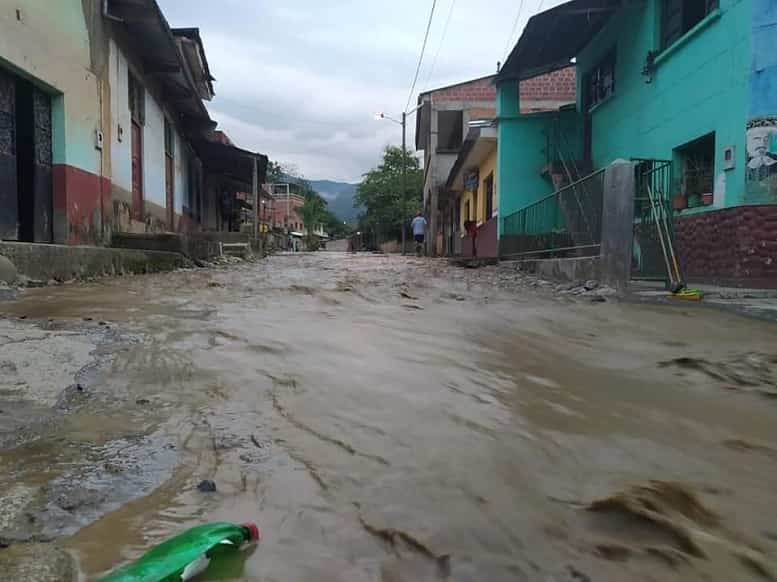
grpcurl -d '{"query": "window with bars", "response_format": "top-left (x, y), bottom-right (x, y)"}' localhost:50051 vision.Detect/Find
top-left (676, 133), bottom-right (715, 204)
top-left (661, 0), bottom-right (719, 50)
top-left (586, 49), bottom-right (616, 111)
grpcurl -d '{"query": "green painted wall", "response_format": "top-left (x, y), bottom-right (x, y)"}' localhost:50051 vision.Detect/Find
top-left (497, 79), bottom-right (582, 236)
top-left (577, 0), bottom-right (752, 209)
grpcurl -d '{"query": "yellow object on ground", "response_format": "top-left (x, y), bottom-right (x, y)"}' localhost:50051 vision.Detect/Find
top-left (670, 288), bottom-right (703, 301)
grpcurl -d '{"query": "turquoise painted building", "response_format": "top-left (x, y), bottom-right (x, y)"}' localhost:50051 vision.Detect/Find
top-left (497, 0), bottom-right (777, 287)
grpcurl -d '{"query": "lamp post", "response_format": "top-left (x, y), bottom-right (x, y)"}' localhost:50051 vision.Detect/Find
top-left (375, 104), bottom-right (422, 255)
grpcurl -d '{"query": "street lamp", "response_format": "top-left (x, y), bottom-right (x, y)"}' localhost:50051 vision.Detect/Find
top-left (375, 103), bottom-right (423, 255)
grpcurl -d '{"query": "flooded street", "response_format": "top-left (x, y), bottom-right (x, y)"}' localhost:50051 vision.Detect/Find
top-left (2, 253), bottom-right (777, 581)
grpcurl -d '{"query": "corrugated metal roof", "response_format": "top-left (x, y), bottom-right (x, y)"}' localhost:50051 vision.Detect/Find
top-left (193, 139), bottom-right (268, 189)
top-left (497, 0), bottom-right (622, 82)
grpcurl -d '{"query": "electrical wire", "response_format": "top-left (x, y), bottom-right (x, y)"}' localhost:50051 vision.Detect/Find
top-left (421, 0), bottom-right (457, 94)
top-left (501, 0), bottom-right (526, 62)
top-left (405, 0), bottom-right (438, 113)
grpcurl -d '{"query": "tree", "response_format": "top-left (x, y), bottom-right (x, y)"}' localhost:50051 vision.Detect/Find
top-left (299, 191), bottom-right (326, 250)
top-left (322, 210), bottom-right (352, 239)
top-left (355, 146), bottom-right (423, 251)
top-left (266, 160), bottom-right (285, 183)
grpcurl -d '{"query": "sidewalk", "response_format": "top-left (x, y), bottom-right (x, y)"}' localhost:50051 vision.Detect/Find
top-left (629, 281), bottom-right (777, 322)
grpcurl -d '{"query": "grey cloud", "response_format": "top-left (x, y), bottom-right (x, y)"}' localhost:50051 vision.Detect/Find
top-left (158, 0), bottom-right (563, 181)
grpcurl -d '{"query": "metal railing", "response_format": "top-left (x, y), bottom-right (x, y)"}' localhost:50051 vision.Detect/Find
top-left (501, 169), bottom-right (605, 258)
top-left (632, 159), bottom-right (673, 281)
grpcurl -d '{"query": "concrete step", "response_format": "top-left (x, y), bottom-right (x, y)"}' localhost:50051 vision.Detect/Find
top-left (220, 242), bottom-right (252, 258)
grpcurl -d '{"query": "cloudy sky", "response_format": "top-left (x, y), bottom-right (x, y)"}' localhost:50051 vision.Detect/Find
top-left (158, 0), bottom-right (562, 183)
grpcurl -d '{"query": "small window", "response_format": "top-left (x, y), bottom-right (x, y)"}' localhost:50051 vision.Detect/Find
top-left (437, 111), bottom-right (463, 151)
top-left (676, 132), bottom-right (715, 206)
top-left (128, 72), bottom-right (145, 125)
top-left (484, 172), bottom-right (495, 219)
top-left (164, 118), bottom-right (175, 157)
top-left (586, 49), bottom-right (616, 110)
top-left (661, 0), bottom-right (718, 50)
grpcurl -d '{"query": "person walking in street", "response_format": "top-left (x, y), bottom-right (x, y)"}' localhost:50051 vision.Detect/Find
top-left (411, 211), bottom-right (428, 257)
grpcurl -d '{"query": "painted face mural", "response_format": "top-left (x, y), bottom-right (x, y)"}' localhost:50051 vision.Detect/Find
top-left (746, 124), bottom-right (777, 170)
top-left (746, 118), bottom-right (777, 198)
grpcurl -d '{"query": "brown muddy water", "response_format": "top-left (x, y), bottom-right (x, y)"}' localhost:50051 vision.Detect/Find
top-left (2, 253), bottom-right (777, 581)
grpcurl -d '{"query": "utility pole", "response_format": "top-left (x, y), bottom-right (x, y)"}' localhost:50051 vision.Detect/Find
top-left (375, 104), bottom-right (422, 256)
top-left (401, 111), bottom-right (407, 256)
top-left (252, 156), bottom-right (259, 253)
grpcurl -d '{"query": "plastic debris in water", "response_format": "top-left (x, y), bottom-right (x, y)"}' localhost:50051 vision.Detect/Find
top-left (99, 521), bottom-right (260, 581)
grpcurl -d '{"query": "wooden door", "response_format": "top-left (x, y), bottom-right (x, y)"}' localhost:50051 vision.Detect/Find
top-left (165, 155), bottom-right (174, 230)
top-left (131, 121), bottom-right (143, 221)
top-left (0, 68), bottom-right (18, 240)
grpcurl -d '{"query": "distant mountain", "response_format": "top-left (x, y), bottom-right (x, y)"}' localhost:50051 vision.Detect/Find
top-left (309, 180), bottom-right (361, 224)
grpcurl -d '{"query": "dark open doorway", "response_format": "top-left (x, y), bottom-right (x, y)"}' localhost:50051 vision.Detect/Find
top-left (16, 78), bottom-right (35, 242)
top-left (0, 66), bottom-right (52, 243)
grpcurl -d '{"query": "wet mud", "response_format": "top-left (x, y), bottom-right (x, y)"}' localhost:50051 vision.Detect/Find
top-left (1, 253), bottom-right (777, 580)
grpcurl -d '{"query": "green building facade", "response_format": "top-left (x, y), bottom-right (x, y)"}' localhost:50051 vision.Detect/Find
top-left (497, 0), bottom-right (777, 287)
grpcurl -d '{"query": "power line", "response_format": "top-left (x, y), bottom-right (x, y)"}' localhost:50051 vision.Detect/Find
top-left (421, 0), bottom-right (457, 94)
top-left (405, 0), bottom-right (438, 113)
top-left (502, 0), bottom-right (526, 62)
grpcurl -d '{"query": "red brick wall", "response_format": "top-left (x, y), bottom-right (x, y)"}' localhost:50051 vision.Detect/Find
top-left (674, 205), bottom-right (777, 288)
top-left (270, 195), bottom-right (305, 229)
top-left (429, 68), bottom-right (576, 104)
top-left (520, 67), bottom-right (576, 103)
top-left (432, 76), bottom-right (497, 102)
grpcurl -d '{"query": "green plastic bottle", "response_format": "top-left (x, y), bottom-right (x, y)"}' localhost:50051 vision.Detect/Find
top-left (99, 521), bottom-right (260, 582)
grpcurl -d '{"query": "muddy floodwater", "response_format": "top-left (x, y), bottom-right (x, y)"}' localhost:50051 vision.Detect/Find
top-left (2, 253), bottom-right (777, 581)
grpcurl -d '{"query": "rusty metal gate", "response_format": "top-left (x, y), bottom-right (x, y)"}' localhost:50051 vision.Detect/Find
top-left (632, 159), bottom-right (673, 283)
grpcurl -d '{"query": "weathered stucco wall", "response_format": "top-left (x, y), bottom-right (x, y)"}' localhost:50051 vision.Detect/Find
top-left (0, 1), bottom-right (104, 174)
top-left (143, 90), bottom-right (166, 208)
top-left (108, 36), bottom-right (195, 234)
top-left (0, 1), bottom-right (113, 244)
top-left (109, 39), bottom-right (132, 194)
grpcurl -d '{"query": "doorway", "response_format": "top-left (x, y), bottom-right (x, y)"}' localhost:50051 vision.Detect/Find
top-left (131, 121), bottom-right (143, 221)
top-left (164, 118), bottom-right (175, 230)
top-left (129, 72), bottom-right (145, 222)
top-left (0, 66), bottom-right (52, 242)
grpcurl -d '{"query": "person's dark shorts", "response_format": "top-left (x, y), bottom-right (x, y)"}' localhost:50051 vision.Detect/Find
top-left (414, 234), bottom-right (425, 244)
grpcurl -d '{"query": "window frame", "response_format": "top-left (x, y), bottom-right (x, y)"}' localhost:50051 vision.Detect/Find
top-left (585, 48), bottom-right (616, 112)
top-left (436, 110), bottom-right (464, 153)
top-left (660, 0), bottom-right (719, 51)
top-left (675, 132), bottom-right (716, 203)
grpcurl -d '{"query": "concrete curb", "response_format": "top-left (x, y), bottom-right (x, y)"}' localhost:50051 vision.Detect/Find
top-left (0, 242), bottom-right (190, 283)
